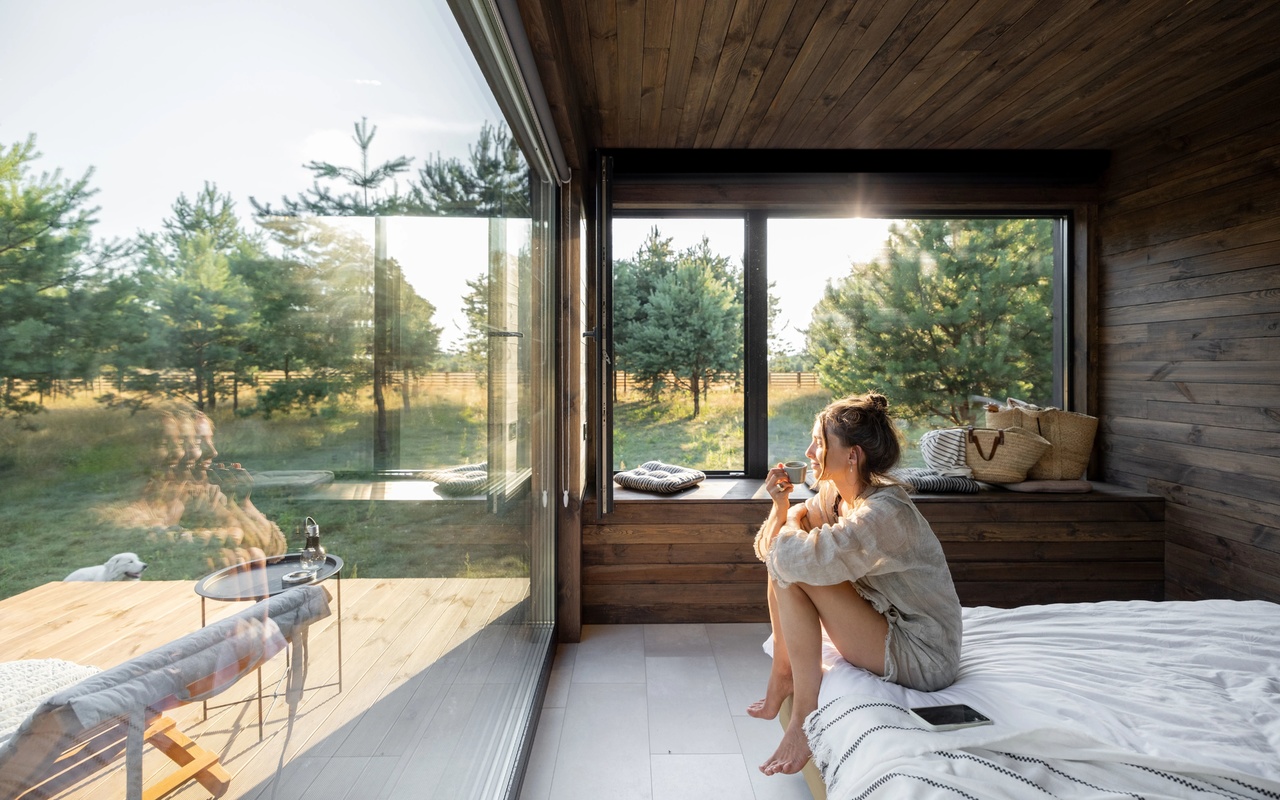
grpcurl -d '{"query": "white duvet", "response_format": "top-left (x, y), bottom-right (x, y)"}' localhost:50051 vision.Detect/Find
top-left (773, 599), bottom-right (1280, 799)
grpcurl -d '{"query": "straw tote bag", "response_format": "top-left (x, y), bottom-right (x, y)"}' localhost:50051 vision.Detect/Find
top-left (985, 399), bottom-right (1098, 480)
top-left (964, 426), bottom-right (1051, 484)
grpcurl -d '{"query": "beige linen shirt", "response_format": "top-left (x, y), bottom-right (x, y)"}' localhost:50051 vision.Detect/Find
top-left (755, 482), bottom-right (962, 691)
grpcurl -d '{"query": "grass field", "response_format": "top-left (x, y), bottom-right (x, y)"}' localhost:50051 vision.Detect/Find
top-left (0, 387), bottom-right (516, 600)
top-left (1, 380), bottom-right (927, 600)
top-left (614, 382), bottom-right (928, 472)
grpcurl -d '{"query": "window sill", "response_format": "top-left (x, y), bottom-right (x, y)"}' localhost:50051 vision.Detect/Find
top-left (605, 477), bottom-right (1156, 503)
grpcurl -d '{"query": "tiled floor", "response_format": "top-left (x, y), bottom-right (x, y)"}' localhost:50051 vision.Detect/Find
top-left (519, 623), bottom-right (813, 800)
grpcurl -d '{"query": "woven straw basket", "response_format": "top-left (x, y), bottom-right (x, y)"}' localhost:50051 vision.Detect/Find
top-left (965, 426), bottom-right (1051, 484)
top-left (985, 399), bottom-right (1098, 480)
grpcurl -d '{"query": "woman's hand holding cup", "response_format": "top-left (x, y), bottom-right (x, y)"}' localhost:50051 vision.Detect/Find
top-left (767, 463), bottom-right (793, 505)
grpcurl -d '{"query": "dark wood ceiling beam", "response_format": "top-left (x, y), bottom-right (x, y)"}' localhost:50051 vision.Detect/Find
top-left (517, 0), bottom-right (1276, 160)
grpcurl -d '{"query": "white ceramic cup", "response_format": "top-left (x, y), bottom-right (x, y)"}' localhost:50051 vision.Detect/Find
top-left (783, 460), bottom-right (807, 484)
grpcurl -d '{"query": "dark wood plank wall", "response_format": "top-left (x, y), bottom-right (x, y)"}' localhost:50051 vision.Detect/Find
top-left (1098, 67), bottom-right (1280, 603)
top-left (582, 484), bottom-right (1163, 624)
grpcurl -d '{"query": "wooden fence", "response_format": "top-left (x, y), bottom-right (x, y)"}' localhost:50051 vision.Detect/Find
top-left (14, 371), bottom-right (486, 402)
top-left (613, 371), bottom-right (820, 395)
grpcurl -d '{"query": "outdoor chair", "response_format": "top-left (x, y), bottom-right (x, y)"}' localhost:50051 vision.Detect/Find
top-left (0, 584), bottom-right (331, 800)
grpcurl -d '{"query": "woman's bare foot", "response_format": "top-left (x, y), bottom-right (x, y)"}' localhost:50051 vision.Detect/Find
top-left (746, 670), bottom-right (793, 720)
top-left (760, 719), bottom-right (812, 775)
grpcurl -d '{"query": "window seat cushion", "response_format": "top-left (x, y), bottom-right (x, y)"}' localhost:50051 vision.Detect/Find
top-left (614, 461), bottom-right (707, 494)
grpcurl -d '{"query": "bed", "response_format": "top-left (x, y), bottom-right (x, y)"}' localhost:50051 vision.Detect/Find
top-left (772, 599), bottom-right (1280, 800)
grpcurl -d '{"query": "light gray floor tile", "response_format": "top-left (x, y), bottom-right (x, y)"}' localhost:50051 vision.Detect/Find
top-left (542, 642), bottom-right (577, 708)
top-left (706, 622), bottom-right (773, 651)
top-left (551, 682), bottom-right (652, 799)
top-left (646, 656), bottom-right (739, 754)
top-left (651, 754), bottom-right (756, 800)
top-left (733, 715), bottom-right (815, 800)
top-left (644, 623), bottom-right (712, 656)
top-left (519, 624), bottom-right (820, 800)
top-left (723, 674), bottom-right (770, 719)
top-left (573, 624), bottom-right (647, 684)
top-left (518, 706), bottom-right (564, 800)
top-left (707, 623), bottom-right (774, 716)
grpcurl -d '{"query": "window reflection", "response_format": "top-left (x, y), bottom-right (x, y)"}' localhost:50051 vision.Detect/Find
top-left (1, 0), bottom-right (555, 796)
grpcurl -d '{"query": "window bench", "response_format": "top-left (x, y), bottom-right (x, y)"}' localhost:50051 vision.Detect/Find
top-left (581, 481), bottom-right (1165, 624)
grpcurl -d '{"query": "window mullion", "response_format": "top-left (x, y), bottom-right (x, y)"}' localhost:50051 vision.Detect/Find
top-left (744, 211), bottom-right (769, 478)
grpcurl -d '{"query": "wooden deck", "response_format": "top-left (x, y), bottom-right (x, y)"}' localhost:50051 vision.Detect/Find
top-left (0, 577), bottom-right (540, 800)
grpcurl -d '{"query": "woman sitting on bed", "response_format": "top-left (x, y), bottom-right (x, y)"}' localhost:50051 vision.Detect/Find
top-left (750, 392), bottom-right (962, 776)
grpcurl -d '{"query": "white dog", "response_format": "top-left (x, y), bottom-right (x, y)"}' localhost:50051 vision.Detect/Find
top-left (64, 552), bottom-right (148, 582)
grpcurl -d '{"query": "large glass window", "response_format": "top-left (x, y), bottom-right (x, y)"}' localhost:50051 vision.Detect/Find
top-left (609, 212), bottom-right (1065, 479)
top-left (1, 1), bottom-right (554, 798)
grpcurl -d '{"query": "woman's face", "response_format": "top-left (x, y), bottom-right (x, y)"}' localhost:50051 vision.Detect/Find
top-left (805, 419), bottom-right (852, 481)
top-left (193, 414), bottom-right (218, 466)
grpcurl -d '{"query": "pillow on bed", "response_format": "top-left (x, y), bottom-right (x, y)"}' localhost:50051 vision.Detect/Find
top-left (614, 461), bottom-right (706, 494)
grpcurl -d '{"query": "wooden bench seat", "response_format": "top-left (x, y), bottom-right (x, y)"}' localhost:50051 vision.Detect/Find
top-left (581, 482), bottom-right (1164, 624)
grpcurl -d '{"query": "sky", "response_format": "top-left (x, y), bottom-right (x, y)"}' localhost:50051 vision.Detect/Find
top-left (2, 0), bottom-right (893, 353)
top-left (613, 217), bottom-right (892, 352)
top-left (2, 0), bottom-right (502, 349)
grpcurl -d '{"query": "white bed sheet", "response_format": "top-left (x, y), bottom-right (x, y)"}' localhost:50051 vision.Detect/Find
top-left (768, 599), bottom-right (1280, 799)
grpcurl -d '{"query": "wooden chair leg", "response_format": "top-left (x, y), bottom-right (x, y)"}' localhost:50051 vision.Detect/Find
top-left (141, 715), bottom-right (231, 800)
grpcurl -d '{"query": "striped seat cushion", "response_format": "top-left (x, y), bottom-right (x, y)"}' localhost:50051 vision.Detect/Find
top-left (890, 467), bottom-right (981, 494)
top-left (614, 461), bottom-right (706, 494)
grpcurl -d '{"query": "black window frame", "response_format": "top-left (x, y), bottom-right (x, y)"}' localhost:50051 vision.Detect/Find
top-left (591, 149), bottom-right (1108, 516)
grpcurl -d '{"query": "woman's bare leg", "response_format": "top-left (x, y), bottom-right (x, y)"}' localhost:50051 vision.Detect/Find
top-left (760, 581), bottom-right (887, 776)
top-left (747, 578), bottom-right (792, 719)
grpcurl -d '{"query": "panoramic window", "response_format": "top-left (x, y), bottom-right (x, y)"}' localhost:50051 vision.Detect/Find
top-left (0, 1), bottom-right (554, 798)
top-left (609, 213), bottom-right (1063, 479)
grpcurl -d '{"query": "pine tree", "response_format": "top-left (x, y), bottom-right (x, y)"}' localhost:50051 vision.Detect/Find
top-left (130, 184), bottom-right (262, 411)
top-left (251, 118), bottom-right (413, 217)
top-left (614, 232), bottom-right (742, 418)
top-left (805, 219), bottom-right (1054, 426)
top-left (413, 122), bottom-right (529, 217)
top-left (0, 134), bottom-right (129, 416)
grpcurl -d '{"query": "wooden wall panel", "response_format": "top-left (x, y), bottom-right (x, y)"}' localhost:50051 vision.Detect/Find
top-left (581, 484), bottom-right (1163, 624)
top-left (1098, 68), bottom-right (1280, 603)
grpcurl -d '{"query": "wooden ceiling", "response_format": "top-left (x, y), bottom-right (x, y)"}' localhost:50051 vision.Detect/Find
top-left (515, 0), bottom-right (1280, 171)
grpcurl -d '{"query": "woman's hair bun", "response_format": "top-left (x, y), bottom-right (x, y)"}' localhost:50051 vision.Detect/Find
top-left (868, 392), bottom-right (889, 411)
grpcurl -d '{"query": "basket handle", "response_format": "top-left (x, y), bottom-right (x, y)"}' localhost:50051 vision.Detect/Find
top-left (967, 427), bottom-right (1004, 461)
